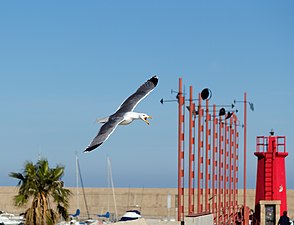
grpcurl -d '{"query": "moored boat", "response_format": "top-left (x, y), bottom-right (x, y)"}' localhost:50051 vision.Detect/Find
top-left (119, 210), bottom-right (142, 222)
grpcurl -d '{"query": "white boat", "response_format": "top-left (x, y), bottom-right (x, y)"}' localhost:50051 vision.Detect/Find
top-left (0, 217), bottom-right (22, 225)
top-left (0, 211), bottom-right (24, 225)
top-left (119, 210), bottom-right (142, 221)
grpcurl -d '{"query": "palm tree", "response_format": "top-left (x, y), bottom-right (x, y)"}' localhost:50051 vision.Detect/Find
top-left (10, 158), bottom-right (72, 225)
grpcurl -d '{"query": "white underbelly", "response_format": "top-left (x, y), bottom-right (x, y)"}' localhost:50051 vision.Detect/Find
top-left (119, 112), bottom-right (137, 125)
top-left (119, 118), bottom-right (133, 125)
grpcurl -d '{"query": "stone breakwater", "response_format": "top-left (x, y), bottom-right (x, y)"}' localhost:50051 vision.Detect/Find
top-left (1, 187), bottom-right (294, 220)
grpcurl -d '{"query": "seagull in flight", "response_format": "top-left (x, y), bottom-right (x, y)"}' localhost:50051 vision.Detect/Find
top-left (84, 75), bottom-right (159, 152)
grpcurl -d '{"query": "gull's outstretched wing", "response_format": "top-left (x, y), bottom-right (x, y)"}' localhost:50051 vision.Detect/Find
top-left (115, 76), bottom-right (158, 114)
top-left (84, 116), bottom-right (123, 152)
top-left (84, 75), bottom-right (159, 152)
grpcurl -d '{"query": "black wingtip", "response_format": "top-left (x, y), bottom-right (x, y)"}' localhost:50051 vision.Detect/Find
top-left (84, 143), bottom-right (103, 152)
top-left (148, 75), bottom-right (159, 87)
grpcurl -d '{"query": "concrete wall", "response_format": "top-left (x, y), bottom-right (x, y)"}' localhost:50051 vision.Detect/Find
top-left (1, 187), bottom-right (294, 220)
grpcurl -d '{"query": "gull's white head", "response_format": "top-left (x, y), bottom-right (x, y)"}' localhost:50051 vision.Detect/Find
top-left (139, 113), bottom-right (152, 125)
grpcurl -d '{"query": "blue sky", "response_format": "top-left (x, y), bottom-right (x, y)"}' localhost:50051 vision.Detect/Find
top-left (0, 1), bottom-right (293, 189)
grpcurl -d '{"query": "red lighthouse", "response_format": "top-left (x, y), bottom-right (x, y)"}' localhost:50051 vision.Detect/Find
top-left (254, 131), bottom-right (288, 225)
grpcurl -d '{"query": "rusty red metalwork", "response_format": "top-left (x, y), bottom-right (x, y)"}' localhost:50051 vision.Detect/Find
top-left (229, 116), bottom-right (233, 222)
top-left (175, 78), bottom-right (246, 224)
top-left (224, 120), bottom-right (228, 222)
top-left (211, 104), bottom-right (217, 216)
top-left (218, 115), bottom-right (224, 223)
top-left (243, 92), bottom-right (248, 225)
top-left (205, 99), bottom-right (210, 212)
top-left (188, 86), bottom-right (195, 215)
top-left (233, 114), bottom-right (239, 220)
top-left (212, 104), bottom-right (218, 219)
top-left (197, 93), bottom-right (203, 213)
top-left (177, 78), bottom-right (185, 221)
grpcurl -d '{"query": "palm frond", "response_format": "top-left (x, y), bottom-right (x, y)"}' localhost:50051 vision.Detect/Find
top-left (10, 158), bottom-right (71, 225)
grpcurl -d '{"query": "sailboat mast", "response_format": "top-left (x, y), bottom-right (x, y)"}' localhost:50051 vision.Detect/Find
top-left (107, 157), bottom-right (118, 221)
top-left (75, 153), bottom-right (80, 210)
top-left (77, 155), bottom-right (90, 219)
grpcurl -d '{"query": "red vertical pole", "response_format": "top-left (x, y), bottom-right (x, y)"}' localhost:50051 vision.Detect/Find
top-left (197, 93), bottom-right (203, 213)
top-left (218, 116), bottom-right (223, 224)
top-left (224, 120), bottom-right (228, 223)
top-left (188, 86), bottom-right (195, 215)
top-left (212, 105), bottom-right (217, 223)
top-left (208, 107), bottom-right (212, 213)
top-left (229, 116), bottom-right (233, 222)
top-left (205, 99), bottom-right (209, 212)
top-left (236, 130), bottom-right (239, 206)
top-left (233, 114), bottom-right (238, 218)
top-left (177, 78), bottom-right (185, 221)
top-left (244, 92), bottom-right (248, 225)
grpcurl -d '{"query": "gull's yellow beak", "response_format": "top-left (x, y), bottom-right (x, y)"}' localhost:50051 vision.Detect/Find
top-left (144, 115), bottom-right (152, 125)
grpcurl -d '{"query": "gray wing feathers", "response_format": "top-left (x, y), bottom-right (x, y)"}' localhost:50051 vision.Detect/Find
top-left (116, 76), bottom-right (158, 113)
top-left (84, 117), bottom-right (122, 152)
